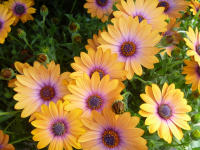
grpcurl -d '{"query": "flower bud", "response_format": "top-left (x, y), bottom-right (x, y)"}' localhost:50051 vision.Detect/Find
top-left (72, 33), bottom-right (81, 44)
top-left (112, 100), bottom-right (125, 114)
top-left (41, 46), bottom-right (49, 53)
top-left (171, 47), bottom-right (181, 57)
top-left (172, 71), bottom-right (181, 78)
top-left (191, 129), bottom-right (200, 141)
top-left (188, 91), bottom-right (200, 101)
top-left (51, 17), bottom-right (59, 25)
top-left (0, 68), bottom-right (15, 80)
top-left (37, 53), bottom-right (49, 64)
top-left (183, 12), bottom-right (191, 18)
top-left (40, 5), bottom-right (48, 17)
top-left (147, 139), bottom-right (155, 148)
top-left (6, 36), bottom-right (13, 42)
top-left (17, 28), bottom-right (26, 39)
top-left (160, 35), bottom-right (175, 47)
top-left (191, 113), bottom-right (200, 124)
top-left (31, 23), bottom-right (38, 31)
top-left (68, 22), bottom-right (80, 33)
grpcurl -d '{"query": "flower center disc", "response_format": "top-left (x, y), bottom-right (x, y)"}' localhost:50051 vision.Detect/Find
top-left (158, 1), bottom-right (169, 11)
top-left (90, 69), bottom-right (105, 80)
top-left (158, 104), bottom-right (172, 119)
top-left (87, 95), bottom-right (102, 110)
top-left (15, 5), bottom-right (25, 15)
top-left (196, 45), bottom-right (200, 55)
top-left (138, 15), bottom-right (144, 23)
top-left (97, 0), bottom-right (108, 6)
top-left (40, 86), bottom-right (55, 101)
top-left (121, 42), bottom-right (136, 57)
top-left (102, 130), bottom-right (119, 148)
top-left (52, 121), bottom-right (66, 136)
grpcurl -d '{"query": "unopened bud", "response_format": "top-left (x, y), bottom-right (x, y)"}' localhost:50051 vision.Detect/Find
top-left (171, 47), bottom-right (181, 57)
top-left (0, 68), bottom-right (15, 80)
top-left (112, 100), bottom-right (125, 114)
top-left (68, 22), bottom-right (80, 33)
top-left (192, 113), bottom-right (200, 124)
top-left (72, 33), bottom-right (81, 44)
top-left (37, 53), bottom-right (49, 64)
top-left (51, 17), bottom-right (59, 25)
top-left (17, 28), bottom-right (26, 39)
top-left (40, 5), bottom-right (48, 17)
top-left (188, 91), bottom-right (200, 101)
top-left (160, 35), bottom-right (175, 47)
top-left (31, 23), bottom-right (38, 31)
top-left (172, 71), bottom-right (181, 78)
top-left (6, 36), bottom-right (13, 42)
top-left (42, 46), bottom-right (49, 53)
top-left (191, 129), bottom-right (200, 141)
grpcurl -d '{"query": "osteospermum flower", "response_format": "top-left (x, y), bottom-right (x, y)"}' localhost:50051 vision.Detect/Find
top-left (184, 27), bottom-right (200, 62)
top-left (31, 101), bottom-right (86, 150)
top-left (98, 16), bottom-right (161, 79)
top-left (139, 83), bottom-right (192, 143)
top-left (0, 4), bottom-right (15, 44)
top-left (84, 0), bottom-right (120, 23)
top-left (157, 0), bottom-right (189, 19)
top-left (4, 0), bottom-right (36, 26)
top-left (182, 56), bottom-right (200, 92)
top-left (0, 130), bottom-right (15, 150)
top-left (161, 18), bottom-right (182, 56)
top-left (190, 0), bottom-right (200, 16)
top-left (113, 0), bottom-right (167, 32)
top-left (70, 48), bottom-right (127, 81)
top-left (13, 61), bottom-right (71, 122)
top-left (64, 72), bottom-right (124, 118)
top-left (78, 108), bottom-right (148, 150)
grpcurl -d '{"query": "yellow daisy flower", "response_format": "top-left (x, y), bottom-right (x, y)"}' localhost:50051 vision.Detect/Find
top-left (4, 0), bottom-right (36, 26)
top-left (64, 72), bottom-right (124, 118)
top-left (161, 18), bottom-right (182, 56)
top-left (70, 48), bottom-right (127, 81)
top-left (31, 101), bottom-right (86, 150)
top-left (0, 130), bottom-right (15, 150)
top-left (184, 27), bottom-right (200, 62)
top-left (84, 0), bottom-right (120, 23)
top-left (157, 0), bottom-right (189, 19)
top-left (13, 61), bottom-right (71, 122)
top-left (78, 108), bottom-right (148, 150)
top-left (182, 56), bottom-right (200, 92)
top-left (0, 4), bottom-right (15, 44)
top-left (139, 83), bottom-right (191, 143)
top-left (113, 0), bottom-right (167, 32)
top-left (190, 0), bottom-right (200, 16)
top-left (98, 16), bottom-right (161, 79)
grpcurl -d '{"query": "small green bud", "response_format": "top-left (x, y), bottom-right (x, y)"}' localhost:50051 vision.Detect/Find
top-left (49, 37), bottom-right (54, 45)
top-left (40, 5), bottom-right (48, 17)
top-left (165, 18), bottom-right (170, 23)
top-left (11, 49), bottom-right (17, 55)
top-left (160, 35), bottom-right (175, 47)
top-left (6, 36), bottom-right (13, 42)
top-left (68, 22), bottom-right (80, 33)
top-left (41, 46), bottom-right (49, 53)
top-left (51, 17), bottom-right (59, 25)
top-left (191, 129), bottom-right (200, 141)
top-left (188, 91), bottom-right (200, 101)
top-left (147, 139), bottom-right (155, 148)
top-left (192, 113), bottom-right (200, 124)
top-left (31, 23), bottom-right (38, 31)
top-left (112, 100), bottom-right (125, 114)
top-left (72, 33), bottom-right (82, 44)
top-left (37, 53), bottom-right (49, 64)
top-left (17, 28), bottom-right (26, 39)
top-left (172, 71), bottom-right (181, 78)
top-left (171, 47), bottom-right (181, 57)
top-left (0, 68), bottom-right (15, 80)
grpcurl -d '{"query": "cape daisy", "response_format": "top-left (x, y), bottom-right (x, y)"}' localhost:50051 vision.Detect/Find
top-left (98, 16), bottom-right (161, 79)
top-left (113, 0), bottom-right (167, 32)
top-left (0, 130), bottom-right (15, 150)
top-left (190, 0), bottom-right (200, 16)
top-left (70, 48), bottom-right (127, 81)
top-left (84, 0), bottom-right (120, 23)
top-left (64, 72), bottom-right (124, 118)
top-left (31, 101), bottom-right (86, 150)
top-left (0, 4), bottom-right (15, 44)
top-left (184, 27), bottom-right (200, 62)
top-left (139, 83), bottom-right (191, 143)
top-left (78, 108), bottom-right (148, 150)
top-left (157, 0), bottom-right (189, 19)
top-left (182, 56), bottom-right (200, 93)
top-left (13, 61), bottom-right (71, 122)
top-left (4, 0), bottom-right (36, 26)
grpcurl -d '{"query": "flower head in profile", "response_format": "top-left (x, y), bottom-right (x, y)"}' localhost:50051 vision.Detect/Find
top-left (98, 16), bottom-right (161, 79)
top-left (13, 61), bottom-right (71, 122)
top-left (139, 83), bottom-right (191, 143)
top-left (78, 108), bottom-right (148, 150)
top-left (0, 130), bottom-right (15, 150)
top-left (190, 0), bottom-right (200, 16)
top-left (184, 27), bottom-right (200, 62)
top-left (157, 0), bottom-right (189, 19)
top-left (113, 0), bottom-right (167, 32)
top-left (84, 0), bottom-right (120, 23)
top-left (64, 72), bottom-right (125, 118)
top-left (31, 101), bottom-right (86, 150)
top-left (4, 0), bottom-right (36, 26)
top-left (70, 48), bottom-right (127, 81)
top-left (0, 4), bottom-right (15, 44)
top-left (182, 56), bottom-right (200, 93)
top-left (160, 18), bottom-right (182, 56)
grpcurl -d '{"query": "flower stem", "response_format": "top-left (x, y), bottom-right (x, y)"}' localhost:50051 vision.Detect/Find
top-left (23, 38), bottom-right (34, 52)
top-left (70, 0), bottom-right (77, 15)
top-left (166, 60), bottom-right (183, 71)
top-left (0, 110), bottom-right (21, 116)
top-left (8, 135), bottom-right (33, 145)
top-left (43, 16), bottom-right (46, 38)
top-left (133, 76), bottom-right (147, 84)
top-left (8, 34), bottom-right (23, 45)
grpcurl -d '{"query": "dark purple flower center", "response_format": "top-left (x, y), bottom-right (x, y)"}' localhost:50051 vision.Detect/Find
top-left (52, 121), bottom-right (66, 136)
top-left (158, 1), bottom-right (169, 11)
top-left (0, 22), bottom-right (2, 30)
top-left (96, 0), bottom-right (108, 6)
top-left (40, 86), bottom-right (55, 101)
top-left (121, 42), bottom-right (136, 57)
top-left (15, 5), bottom-right (25, 15)
top-left (158, 104), bottom-right (172, 119)
top-left (102, 130), bottom-right (119, 148)
top-left (138, 15), bottom-right (144, 23)
top-left (87, 95), bottom-right (102, 110)
top-left (90, 69), bottom-right (105, 80)
top-left (196, 45), bottom-right (200, 55)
